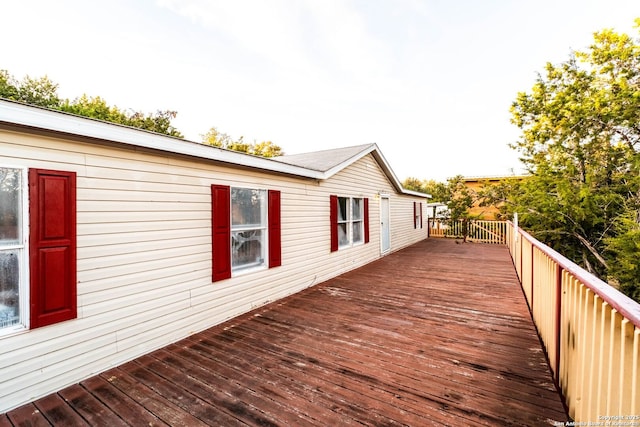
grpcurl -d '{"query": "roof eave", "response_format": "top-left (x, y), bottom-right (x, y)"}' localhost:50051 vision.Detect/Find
top-left (0, 99), bottom-right (324, 180)
top-left (318, 143), bottom-right (430, 198)
top-left (0, 100), bottom-right (432, 198)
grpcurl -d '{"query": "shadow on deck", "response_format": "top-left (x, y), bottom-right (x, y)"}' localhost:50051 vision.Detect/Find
top-left (2, 239), bottom-right (567, 426)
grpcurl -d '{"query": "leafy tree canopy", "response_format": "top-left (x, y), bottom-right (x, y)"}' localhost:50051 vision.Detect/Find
top-left (497, 19), bottom-right (640, 301)
top-left (402, 178), bottom-right (449, 202)
top-left (0, 70), bottom-right (183, 137)
top-left (201, 126), bottom-right (283, 157)
top-left (2, 70), bottom-right (285, 157)
top-left (402, 176), bottom-right (476, 220)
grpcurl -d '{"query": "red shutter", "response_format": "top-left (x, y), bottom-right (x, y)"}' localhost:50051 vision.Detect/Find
top-left (413, 202), bottom-right (417, 229)
top-left (364, 198), bottom-right (370, 244)
top-left (330, 195), bottom-right (338, 252)
top-left (29, 169), bottom-right (77, 329)
top-left (211, 185), bottom-right (231, 281)
top-left (268, 190), bottom-right (281, 268)
top-left (419, 202), bottom-right (423, 229)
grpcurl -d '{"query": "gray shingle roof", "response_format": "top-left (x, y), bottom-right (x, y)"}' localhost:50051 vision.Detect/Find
top-left (271, 144), bottom-right (375, 172)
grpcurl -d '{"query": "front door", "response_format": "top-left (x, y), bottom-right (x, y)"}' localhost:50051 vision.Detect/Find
top-left (380, 196), bottom-right (390, 253)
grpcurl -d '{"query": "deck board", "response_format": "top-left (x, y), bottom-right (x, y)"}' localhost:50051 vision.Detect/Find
top-left (3, 239), bottom-right (568, 426)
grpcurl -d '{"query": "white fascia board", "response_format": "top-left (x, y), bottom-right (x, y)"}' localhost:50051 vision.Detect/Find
top-left (320, 142), bottom-right (431, 198)
top-left (403, 189), bottom-right (432, 198)
top-left (0, 100), bottom-right (323, 179)
top-left (320, 143), bottom-right (378, 179)
top-left (369, 146), bottom-right (431, 198)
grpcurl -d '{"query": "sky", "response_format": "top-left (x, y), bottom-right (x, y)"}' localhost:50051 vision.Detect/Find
top-left (2, 0), bottom-right (639, 181)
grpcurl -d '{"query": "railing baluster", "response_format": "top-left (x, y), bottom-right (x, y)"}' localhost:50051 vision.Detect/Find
top-left (606, 308), bottom-right (618, 416)
top-left (620, 319), bottom-right (630, 415)
top-left (555, 264), bottom-right (562, 381)
top-left (596, 301), bottom-right (608, 417)
top-left (587, 294), bottom-right (600, 420)
top-left (633, 328), bottom-right (639, 415)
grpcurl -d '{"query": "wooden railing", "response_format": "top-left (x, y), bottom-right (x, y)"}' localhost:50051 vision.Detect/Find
top-left (428, 219), bottom-right (506, 244)
top-left (506, 221), bottom-right (640, 422)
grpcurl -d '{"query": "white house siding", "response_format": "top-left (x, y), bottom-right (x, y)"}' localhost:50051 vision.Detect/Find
top-left (0, 128), bottom-right (427, 412)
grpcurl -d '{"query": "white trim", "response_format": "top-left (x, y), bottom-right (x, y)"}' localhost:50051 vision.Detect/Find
top-left (230, 187), bottom-right (268, 275)
top-left (336, 196), bottom-right (365, 249)
top-left (379, 194), bottom-right (391, 254)
top-left (0, 166), bottom-right (29, 336)
top-left (0, 100), bottom-right (430, 198)
top-left (0, 100), bottom-right (320, 180)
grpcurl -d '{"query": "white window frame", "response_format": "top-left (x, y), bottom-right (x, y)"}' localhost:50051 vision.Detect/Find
top-left (0, 166), bottom-right (29, 335)
top-left (230, 187), bottom-right (268, 275)
top-left (337, 196), bottom-right (364, 249)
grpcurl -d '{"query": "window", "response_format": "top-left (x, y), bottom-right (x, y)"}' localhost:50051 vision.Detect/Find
top-left (211, 185), bottom-right (281, 281)
top-left (330, 195), bottom-right (369, 251)
top-left (231, 188), bottom-right (266, 272)
top-left (0, 167), bottom-right (76, 332)
top-left (414, 201), bottom-right (423, 229)
top-left (0, 168), bottom-right (25, 331)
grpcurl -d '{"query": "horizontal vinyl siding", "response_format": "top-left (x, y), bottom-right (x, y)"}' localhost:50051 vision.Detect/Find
top-left (0, 129), bottom-right (427, 412)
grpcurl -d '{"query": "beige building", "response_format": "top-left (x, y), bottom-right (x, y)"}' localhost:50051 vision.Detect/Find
top-left (461, 175), bottom-right (526, 220)
top-left (0, 99), bottom-right (429, 412)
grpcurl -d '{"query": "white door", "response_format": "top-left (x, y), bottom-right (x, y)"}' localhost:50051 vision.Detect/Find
top-left (380, 196), bottom-right (390, 253)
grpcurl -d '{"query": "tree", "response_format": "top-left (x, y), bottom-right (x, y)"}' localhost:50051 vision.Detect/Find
top-left (506, 20), bottom-right (640, 300)
top-left (60, 95), bottom-right (127, 123)
top-left (251, 140), bottom-right (283, 158)
top-left (60, 95), bottom-right (183, 137)
top-left (403, 176), bottom-right (477, 240)
top-left (0, 70), bottom-right (60, 108)
top-left (125, 109), bottom-right (182, 137)
top-left (0, 70), bottom-right (20, 100)
top-left (605, 209), bottom-right (640, 301)
top-left (0, 70), bottom-right (183, 137)
top-left (201, 126), bottom-right (233, 148)
top-left (401, 178), bottom-right (448, 202)
top-left (201, 127), bottom-right (283, 157)
top-left (402, 177), bottom-right (424, 192)
top-left (445, 176), bottom-right (475, 222)
top-left (444, 175), bottom-right (477, 242)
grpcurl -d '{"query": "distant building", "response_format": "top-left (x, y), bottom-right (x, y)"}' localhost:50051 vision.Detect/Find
top-left (425, 202), bottom-right (448, 219)
top-left (461, 175), bottom-right (526, 220)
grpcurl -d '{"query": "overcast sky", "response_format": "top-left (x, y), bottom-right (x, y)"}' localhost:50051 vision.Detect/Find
top-left (3, 0), bottom-right (639, 181)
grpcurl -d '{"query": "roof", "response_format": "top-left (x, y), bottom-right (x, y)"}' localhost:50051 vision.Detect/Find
top-left (0, 99), bottom-right (430, 198)
top-left (272, 144), bottom-right (376, 172)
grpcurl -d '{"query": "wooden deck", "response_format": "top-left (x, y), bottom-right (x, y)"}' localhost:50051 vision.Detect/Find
top-left (2, 239), bottom-right (567, 426)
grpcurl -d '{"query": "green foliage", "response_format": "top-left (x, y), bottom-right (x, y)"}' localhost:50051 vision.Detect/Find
top-left (0, 70), bottom-right (19, 100)
top-left (445, 175), bottom-right (475, 222)
top-left (251, 140), bottom-right (283, 158)
top-left (507, 20), bottom-right (640, 301)
top-left (201, 127), bottom-right (283, 157)
top-left (403, 176), bottom-right (477, 240)
top-left (605, 209), bottom-right (640, 301)
top-left (0, 70), bottom-right (60, 108)
top-left (0, 70), bottom-right (183, 137)
top-left (402, 177), bottom-right (424, 192)
top-left (401, 177), bottom-right (448, 202)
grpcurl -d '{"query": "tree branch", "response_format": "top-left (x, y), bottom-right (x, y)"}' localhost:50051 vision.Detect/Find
top-left (572, 232), bottom-right (609, 269)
